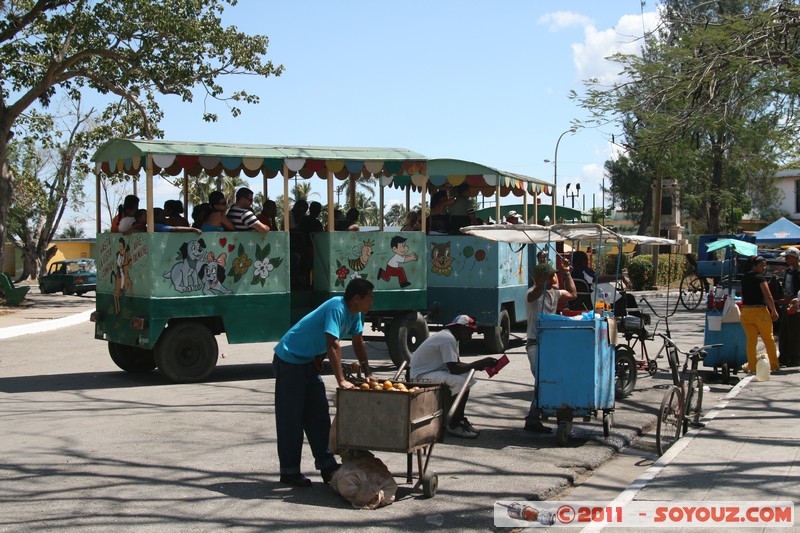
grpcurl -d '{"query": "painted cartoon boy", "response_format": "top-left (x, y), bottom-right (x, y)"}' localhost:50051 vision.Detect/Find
top-left (378, 236), bottom-right (418, 288)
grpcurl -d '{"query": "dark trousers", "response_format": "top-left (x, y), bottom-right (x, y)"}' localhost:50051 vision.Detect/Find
top-left (273, 354), bottom-right (337, 475)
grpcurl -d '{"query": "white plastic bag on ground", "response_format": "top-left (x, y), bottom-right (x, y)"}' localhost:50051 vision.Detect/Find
top-left (330, 451), bottom-right (398, 509)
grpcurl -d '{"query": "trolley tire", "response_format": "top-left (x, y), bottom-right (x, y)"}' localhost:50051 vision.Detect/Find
top-left (679, 271), bottom-right (705, 311)
top-left (656, 385), bottom-right (684, 456)
top-left (721, 363), bottom-right (731, 385)
top-left (63, 287), bottom-right (75, 296)
top-left (108, 342), bottom-right (156, 373)
top-left (603, 411), bottom-right (613, 438)
top-left (647, 359), bottom-right (658, 376)
top-left (615, 345), bottom-right (637, 398)
top-left (154, 322), bottom-right (218, 383)
top-left (386, 312), bottom-right (429, 368)
top-left (422, 472), bottom-right (438, 498)
top-left (556, 420), bottom-right (572, 446)
top-left (484, 308), bottom-right (511, 354)
top-left (683, 375), bottom-right (704, 435)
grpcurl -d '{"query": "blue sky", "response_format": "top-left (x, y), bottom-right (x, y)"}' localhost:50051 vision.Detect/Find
top-left (75, 0), bottom-right (660, 230)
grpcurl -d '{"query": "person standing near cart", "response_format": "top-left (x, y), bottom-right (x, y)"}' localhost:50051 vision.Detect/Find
top-left (740, 256), bottom-right (780, 373)
top-left (273, 278), bottom-right (376, 487)
top-left (524, 261), bottom-right (577, 433)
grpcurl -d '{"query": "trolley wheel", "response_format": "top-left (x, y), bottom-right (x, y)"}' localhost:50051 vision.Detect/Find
top-left (556, 420), bottom-right (572, 446)
top-left (422, 472), bottom-right (438, 498)
top-left (656, 385), bottom-right (684, 456)
top-left (108, 342), bottom-right (156, 373)
top-left (647, 359), bottom-right (658, 376)
top-left (154, 322), bottom-right (218, 383)
top-left (614, 345), bottom-right (637, 398)
top-left (721, 363), bottom-right (731, 385)
top-left (386, 312), bottom-right (429, 368)
top-left (679, 271), bottom-right (705, 311)
top-left (484, 308), bottom-right (511, 354)
top-left (603, 411), bottom-right (613, 438)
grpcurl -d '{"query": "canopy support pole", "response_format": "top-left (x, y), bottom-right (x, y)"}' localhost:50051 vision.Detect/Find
top-left (421, 181), bottom-right (427, 233)
top-left (379, 182), bottom-right (385, 231)
top-left (95, 165), bottom-right (101, 234)
top-left (145, 154), bottom-right (154, 233)
top-left (283, 163), bottom-right (290, 231)
top-left (327, 169), bottom-right (335, 232)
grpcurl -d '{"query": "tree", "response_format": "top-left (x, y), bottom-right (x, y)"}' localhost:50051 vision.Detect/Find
top-left (384, 203), bottom-right (406, 227)
top-left (8, 100), bottom-right (92, 280)
top-left (0, 0), bottom-right (283, 268)
top-left (575, 0), bottom-right (794, 233)
top-left (59, 223), bottom-right (85, 239)
top-left (354, 191), bottom-right (379, 226)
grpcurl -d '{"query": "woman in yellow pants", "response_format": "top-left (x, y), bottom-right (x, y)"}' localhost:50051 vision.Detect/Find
top-left (740, 256), bottom-right (780, 372)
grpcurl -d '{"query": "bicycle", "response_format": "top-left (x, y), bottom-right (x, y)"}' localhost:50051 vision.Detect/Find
top-left (654, 333), bottom-right (721, 456)
top-left (616, 295), bottom-right (679, 388)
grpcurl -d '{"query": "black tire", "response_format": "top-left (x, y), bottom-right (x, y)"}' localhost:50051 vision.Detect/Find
top-left (656, 385), bottom-right (684, 456)
top-left (62, 287), bottom-right (75, 296)
top-left (679, 271), bottom-right (705, 311)
top-left (603, 411), bottom-right (613, 438)
top-left (615, 345), bottom-right (637, 398)
top-left (386, 312), bottom-right (429, 368)
top-left (556, 420), bottom-right (572, 446)
top-left (721, 363), bottom-right (731, 385)
top-left (683, 375), bottom-right (704, 435)
top-left (155, 322), bottom-right (218, 383)
top-left (484, 308), bottom-right (511, 354)
top-left (421, 472), bottom-right (438, 498)
top-left (39, 284), bottom-right (52, 294)
top-left (647, 359), bottom-right (658, 376)
top-left (108, 342), bottom-right (156, 373)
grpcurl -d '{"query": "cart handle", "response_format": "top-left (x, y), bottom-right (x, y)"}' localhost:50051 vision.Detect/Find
top-left (445, 369), bottom-right (476, 427)
top-left (392, 360), bottom-right (408, 382)
top-left (411, 409), bottom-right (443, 427)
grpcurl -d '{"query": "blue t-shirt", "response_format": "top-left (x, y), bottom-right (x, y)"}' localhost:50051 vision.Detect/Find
top-left (275, 297), bottom-right (364, 363)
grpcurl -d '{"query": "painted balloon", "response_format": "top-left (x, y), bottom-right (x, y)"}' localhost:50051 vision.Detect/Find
top-left (475, 250), bottom-right (486, 261)
top-left (463, 246), bottom-right (474, 258)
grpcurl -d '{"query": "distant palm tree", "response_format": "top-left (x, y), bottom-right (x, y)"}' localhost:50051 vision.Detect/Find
top-left (383, 203), bottom-right (406, 227)
top-left (186, 172), bottom-right (246, 207)
top-left (59, 224), bottom-right (85, 239)
top-left (355, 191), bottom-right (379, 226)
top-left (336, 175), bottom-right (375, 208)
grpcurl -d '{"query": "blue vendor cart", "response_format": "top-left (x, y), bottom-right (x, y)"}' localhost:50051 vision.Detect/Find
top-left (700, 238), bottom-right (756, 383)
top-left (536, 313), bottom-right (615, 445)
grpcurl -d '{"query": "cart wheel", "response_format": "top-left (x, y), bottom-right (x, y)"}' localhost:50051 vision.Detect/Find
top-left (603, 411), bottom-right (613, 438)
top-left (679, 271), bottom-right (705, 311)
top-left (614, 345), bottom-right (637, 398)
top-left (721, 363), bottom-right (731, 385)
top-left (422, 472), bottom-right (438, 498)
top-left (556, 421), bottom-right (572, 446)
top-left (647, 360), bottom-right (658, 376)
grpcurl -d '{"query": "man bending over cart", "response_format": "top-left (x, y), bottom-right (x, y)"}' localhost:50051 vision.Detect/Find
top-left (273, 278), bottom-right (377, 487)
top-left (410, 315), bottom-right (497, 439)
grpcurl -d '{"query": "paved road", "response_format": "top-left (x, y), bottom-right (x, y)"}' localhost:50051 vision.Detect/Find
top-left (0, 293), bottom-right (738, 532)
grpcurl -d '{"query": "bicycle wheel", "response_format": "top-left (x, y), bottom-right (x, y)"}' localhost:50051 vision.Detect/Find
top-left (679, 271), bottom-right (706, 311)
top-left (615, 345), bottom-right (637, 398)
top-left (656, 385), bottom-right (684, 456)
top-left (683, 374), bottom-right (704, 435)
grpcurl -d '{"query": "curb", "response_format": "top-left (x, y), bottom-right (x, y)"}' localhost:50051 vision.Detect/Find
top-left (578, 374), bottom-right (754, 533)
top-left (0, 310), bottom-right (93, 340)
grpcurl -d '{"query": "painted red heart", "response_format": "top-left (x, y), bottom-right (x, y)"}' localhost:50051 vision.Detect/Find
top-left (219, 237), bottom-right (227, 247)
top-left (228, 244), bottom-right (235, 252)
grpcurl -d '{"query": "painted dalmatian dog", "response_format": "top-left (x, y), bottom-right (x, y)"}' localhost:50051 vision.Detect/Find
top-left (164, 238), bottom-right (207, 293)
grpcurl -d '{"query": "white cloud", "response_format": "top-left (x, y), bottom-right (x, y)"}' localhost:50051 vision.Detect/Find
top-left (538, 11), bottom-right (594, 31)
top-left (573, 11), bottom-right (660, 85)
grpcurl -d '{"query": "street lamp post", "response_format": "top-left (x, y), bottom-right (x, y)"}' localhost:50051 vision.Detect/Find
top-left (551, 128), bottom-right (576, 222)
top-left (565, 182), bottom-right (580, 209)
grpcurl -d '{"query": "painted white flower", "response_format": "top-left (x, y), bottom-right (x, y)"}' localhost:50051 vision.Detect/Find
top-left (349, 271), bottom-right (362, 280)
top-left (254, 259), bottom-right (274, 279)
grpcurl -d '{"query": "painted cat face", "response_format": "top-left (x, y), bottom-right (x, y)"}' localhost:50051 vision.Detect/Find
top-left (430, 241), bottom-right (454, 270)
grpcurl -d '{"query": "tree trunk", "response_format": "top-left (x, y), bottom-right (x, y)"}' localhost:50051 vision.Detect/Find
top-left (0, 135), bottom-right (14, 273)
top-left (708, 140), bottom-right (724, 234)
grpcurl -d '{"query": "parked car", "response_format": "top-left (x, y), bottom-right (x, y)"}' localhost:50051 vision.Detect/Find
top-left (39, 259), bottom-right (97, 296)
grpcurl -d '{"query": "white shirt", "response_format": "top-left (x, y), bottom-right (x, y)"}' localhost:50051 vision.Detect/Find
top-left (410, 329), bottom-right (459, 378)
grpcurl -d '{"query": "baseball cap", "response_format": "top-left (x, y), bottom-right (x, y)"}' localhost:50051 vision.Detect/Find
top-left (445, 315), bottom-right (477, 330)
top-left (507, 210), bottom-right (519, 217)
top-left (781, 247), bottom-right (800, 258)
